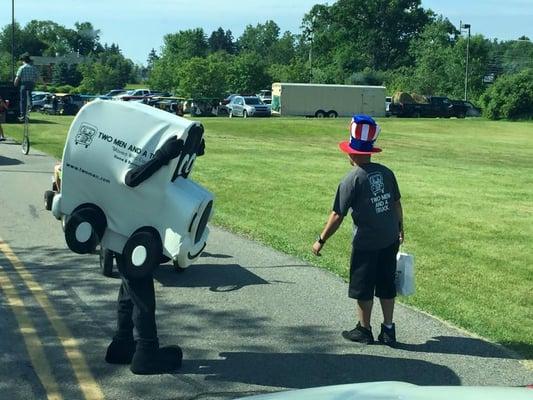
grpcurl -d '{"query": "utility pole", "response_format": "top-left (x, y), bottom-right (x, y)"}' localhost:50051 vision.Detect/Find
top-left (460, 22), bottom-right (471, 101)
top-left (12, 0), bottom-right (15, 82)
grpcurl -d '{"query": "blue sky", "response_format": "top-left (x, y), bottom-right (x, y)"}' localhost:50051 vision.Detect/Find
top-left (2, 0), bottom-right (532, 64)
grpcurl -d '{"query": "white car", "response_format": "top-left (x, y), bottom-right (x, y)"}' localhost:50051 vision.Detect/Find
top-left (235, 382), bottom-right (533, 400)
top-left (49, 99), bottom-right (214, 278)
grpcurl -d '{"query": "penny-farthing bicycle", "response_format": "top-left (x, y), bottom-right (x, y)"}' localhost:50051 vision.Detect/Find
top-left (21, 90), bottom-right (31, 155)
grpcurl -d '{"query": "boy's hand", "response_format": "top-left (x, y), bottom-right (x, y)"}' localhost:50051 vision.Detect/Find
top-left (312, 241), bottom-right (323, 256)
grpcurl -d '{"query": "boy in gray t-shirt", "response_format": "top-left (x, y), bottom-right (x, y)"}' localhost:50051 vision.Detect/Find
top-left (312, 114), bottom-right (404, 346)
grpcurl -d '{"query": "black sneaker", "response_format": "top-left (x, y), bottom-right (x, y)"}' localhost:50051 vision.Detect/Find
top-left (378, 323), bottom-right (397, 347)
top-left (342, 322), bottom-right (374, 344)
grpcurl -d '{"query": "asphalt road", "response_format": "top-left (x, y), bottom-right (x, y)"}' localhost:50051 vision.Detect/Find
top-left (0, 138), bottom-right (531, 400)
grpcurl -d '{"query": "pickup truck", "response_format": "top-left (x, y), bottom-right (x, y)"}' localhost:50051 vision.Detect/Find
top-left (389, 96), bottom-right (467, 118)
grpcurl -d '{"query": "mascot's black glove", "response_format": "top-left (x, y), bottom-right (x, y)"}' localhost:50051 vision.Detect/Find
top-left (154, 136), bottom-right (184, 165)
top-left (125, 136), bottom-right (183, 187)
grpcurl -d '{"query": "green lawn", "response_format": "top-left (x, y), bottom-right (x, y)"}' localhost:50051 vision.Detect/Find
top-left (5, 114), bottom-right (533, 359)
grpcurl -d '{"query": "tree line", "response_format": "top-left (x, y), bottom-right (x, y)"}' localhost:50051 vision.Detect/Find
top-left (1, 0), bottom-right (532, 119)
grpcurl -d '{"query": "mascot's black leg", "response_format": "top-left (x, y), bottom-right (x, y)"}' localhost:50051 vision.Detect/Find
top-left (105, 281), bottom-right (136, 364)
top-left (126, 275), bottom-right (183, 375)
top-left (108, 260), bottom-right (182, 374)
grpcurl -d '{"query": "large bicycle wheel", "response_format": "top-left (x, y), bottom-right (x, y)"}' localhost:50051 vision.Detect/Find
top-left (21, 135), bottom-right (30, 155)
top-left (21, 91), bottom-right (31, 155)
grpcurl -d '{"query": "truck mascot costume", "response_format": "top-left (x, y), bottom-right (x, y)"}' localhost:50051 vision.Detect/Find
top-left (47, 100), bottom-right (214, 374)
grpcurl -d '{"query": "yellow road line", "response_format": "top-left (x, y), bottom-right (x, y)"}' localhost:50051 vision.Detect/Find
top-left (0, 239), bottom-right (104, 400)
top-left (0, 265), bottom-right (63, 400)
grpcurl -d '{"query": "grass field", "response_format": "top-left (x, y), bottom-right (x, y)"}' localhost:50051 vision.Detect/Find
top-left (4, 113), bottom-right (532, 359)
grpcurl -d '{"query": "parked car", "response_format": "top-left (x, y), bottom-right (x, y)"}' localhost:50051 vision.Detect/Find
top-left (115, 88), bottom-right (152, 100)
top-left (102, 89), bottom-right (127, 98)
top-left (32, 91), bottom-right (51, 111)
top-left (257, 89), bottom-right (272, 104)
top-left (227, 96), bottom-right (271, 118)
top-left (149, 96), bottom-right (186, 116)
top-left (42, 93), bottom-right (85, 115)
top-left (188, 98), bottom-right (220, 117)
top-left (217, 94), bottom-right (239, 116)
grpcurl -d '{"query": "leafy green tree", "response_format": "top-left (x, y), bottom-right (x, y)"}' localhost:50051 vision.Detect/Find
top-left (237, 20), bottom-right (280, 57)
top-left (69, 22), bottom-right (103, 55)
top-left (24, 20), bottom-right (72, 56)
top-left (146, 48), bottom-right (159, 69)
top-left (0, 51), bottom-right (11, 81)
top-left (162, 28), bottom-right (208, 60)
top-left (384, 18), bottom-right (491, 101)
top-left (148, 56), bottom-right (180, 92)
top-left (480, 68), bottom-right (533, 120)
top-left (302, 0), bottom-right (433, 78)
top-left (498, 38), bottom-right (533, 74)
top-left (346, 68), bottom-right (386, 85)
top-left (52, 62), bottom-right (70, 85)
top-left (226, 52), bottom-right (271, 93)
top-left (208, 28), bottom-right (234, 54)
top-left (177, 53), bottom-right (230, 98)
top-left (269, 58), bottom-right (310, 83)
top-left (78, 44), bottom-right (133, 92)
top-left (0, 22), bottom-right (47, 58)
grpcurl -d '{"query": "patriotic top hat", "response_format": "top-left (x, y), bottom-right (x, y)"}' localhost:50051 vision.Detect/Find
top-left (339, 114), bottom-right (382, 155)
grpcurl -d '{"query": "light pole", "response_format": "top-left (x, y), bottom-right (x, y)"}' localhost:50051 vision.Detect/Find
top-left (12, 0), bottom-right (15, 82)
top-left (460, 22), bottom-right (471, 101)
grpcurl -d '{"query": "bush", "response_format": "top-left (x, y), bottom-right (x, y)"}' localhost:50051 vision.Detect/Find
top-left (54, 84), bottom-right (75, 94)
top-left (480, 69), bottom-right (533, 120)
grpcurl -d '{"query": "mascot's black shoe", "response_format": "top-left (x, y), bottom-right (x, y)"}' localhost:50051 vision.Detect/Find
top-left (130, 346), bottom-right (183, 375)
top-left (105, 338), bottom-right (136, 364)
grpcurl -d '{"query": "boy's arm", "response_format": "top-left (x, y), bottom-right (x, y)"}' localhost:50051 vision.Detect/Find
top-left (395, 200), bottom-right (404, 243)
top-left (312, 211), bottom-right (344, 256)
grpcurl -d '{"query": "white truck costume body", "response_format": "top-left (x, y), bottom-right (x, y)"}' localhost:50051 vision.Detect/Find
top-left (52, 99), bottom-right (213, 270)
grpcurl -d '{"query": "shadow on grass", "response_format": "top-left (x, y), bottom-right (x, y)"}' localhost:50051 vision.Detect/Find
top-left (396, 335), bottom-right (531, 361)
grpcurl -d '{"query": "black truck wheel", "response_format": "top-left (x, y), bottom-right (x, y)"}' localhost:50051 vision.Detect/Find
top-left (117, 231), bottom-right (162, 279)
top-left (100, 247), bottom-right (114, 277)
top-left (64, 207), bottom-right (105, 254)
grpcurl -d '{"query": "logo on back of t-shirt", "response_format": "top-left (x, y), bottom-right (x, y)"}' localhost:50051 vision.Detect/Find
top-left (369, 172), bottom-right (391, 214)
top-left (369, 172), bottom-right (385, 195)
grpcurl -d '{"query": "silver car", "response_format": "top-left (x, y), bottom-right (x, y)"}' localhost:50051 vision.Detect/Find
top-left (228, 96), bottom-right (271, 118)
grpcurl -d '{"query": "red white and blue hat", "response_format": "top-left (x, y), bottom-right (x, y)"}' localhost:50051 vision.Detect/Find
top-left (339, 114), bottom-right (382, 155)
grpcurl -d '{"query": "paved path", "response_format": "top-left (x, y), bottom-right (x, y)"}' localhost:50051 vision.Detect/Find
top-left (0, 139), bottom-right (531, 400)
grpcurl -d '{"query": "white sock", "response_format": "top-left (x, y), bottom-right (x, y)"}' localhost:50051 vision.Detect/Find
top-left (384, 324), bottom-right (393, 329)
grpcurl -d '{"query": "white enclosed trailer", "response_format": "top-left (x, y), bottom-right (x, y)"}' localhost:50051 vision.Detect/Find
top-left (271, 83), bottom-right (386, 118)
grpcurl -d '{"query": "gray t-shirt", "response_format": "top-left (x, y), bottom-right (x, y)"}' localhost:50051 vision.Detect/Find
top-left (333, 162), bottom-right (401, 250)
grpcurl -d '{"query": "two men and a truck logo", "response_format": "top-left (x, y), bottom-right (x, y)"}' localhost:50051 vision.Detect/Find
top-left (74, 123), bottom-right (97, 148)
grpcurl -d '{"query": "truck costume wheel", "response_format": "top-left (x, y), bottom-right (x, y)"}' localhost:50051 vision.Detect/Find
top-left (117, 231), bottom-right (162, 279)
top-left (64, 207), bottom-right (105, 254)
top-left (100, 247), bottom-right (114, 277)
